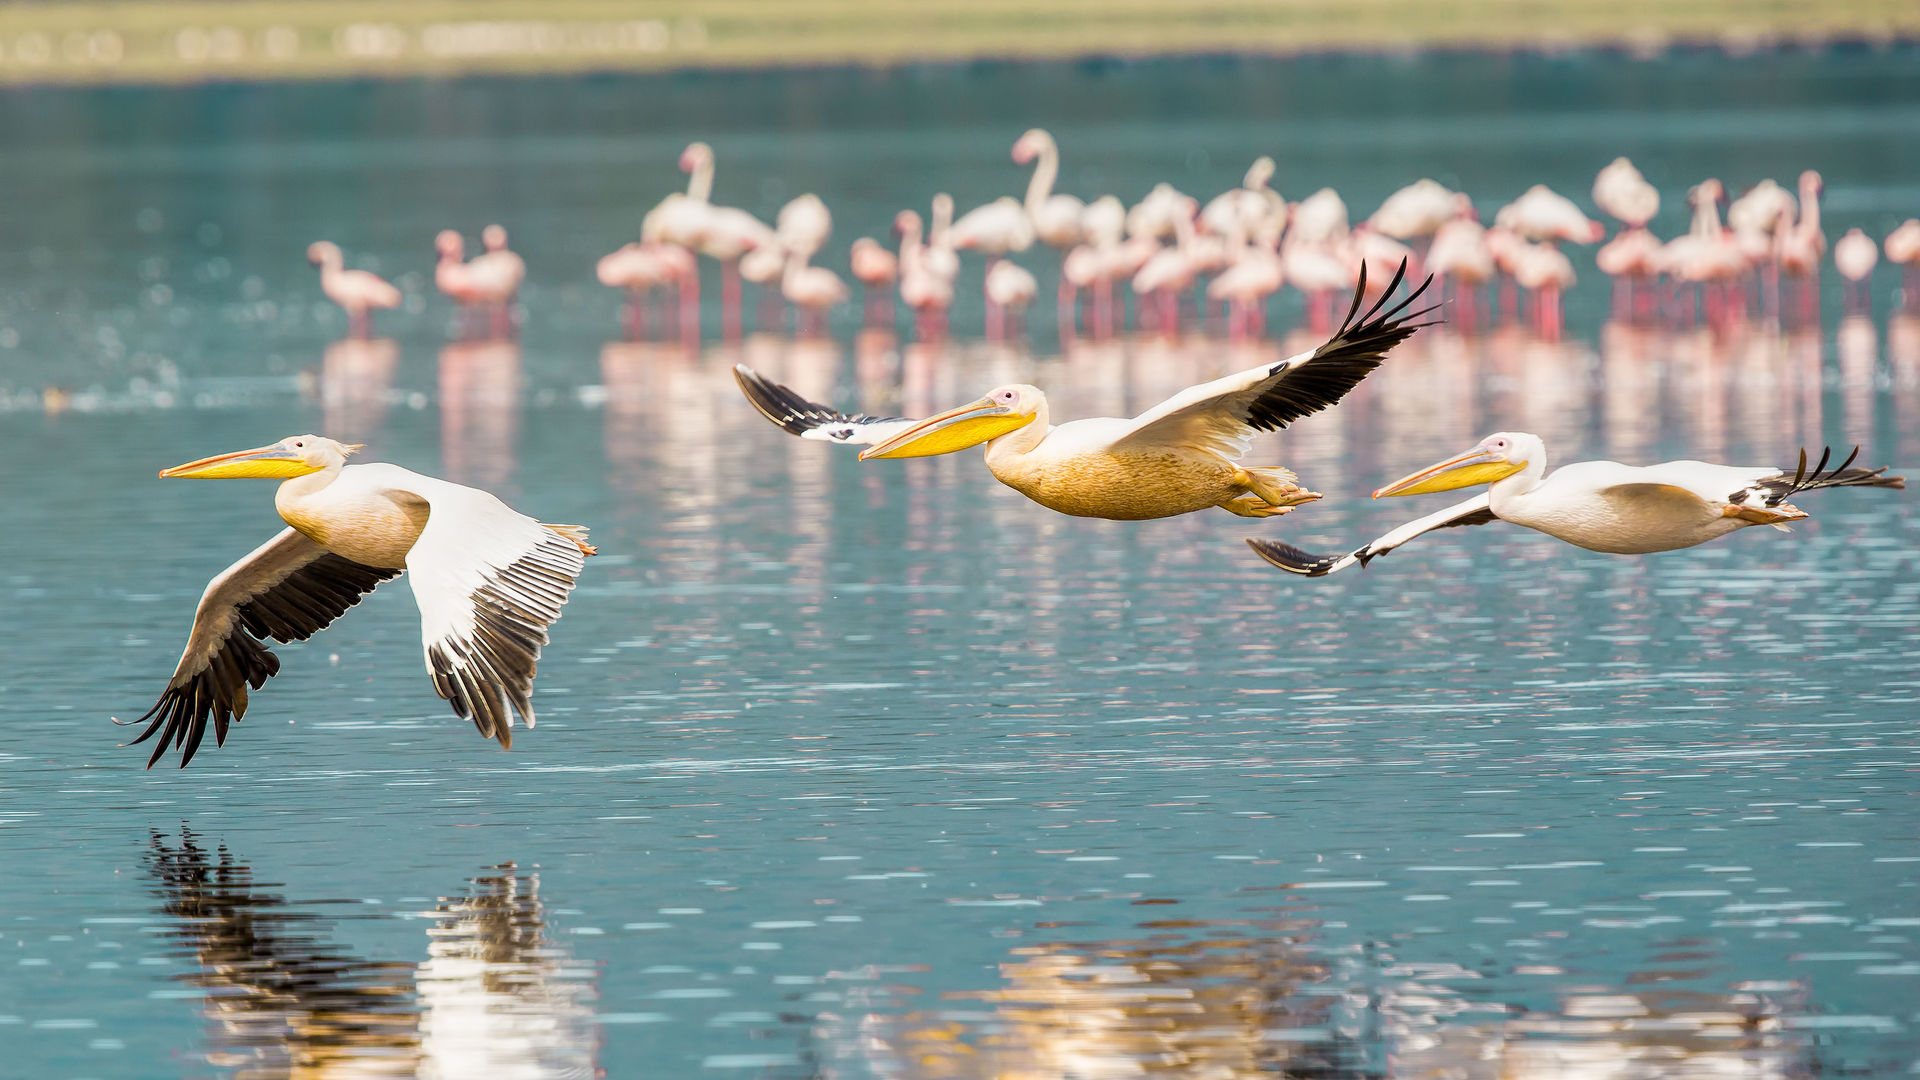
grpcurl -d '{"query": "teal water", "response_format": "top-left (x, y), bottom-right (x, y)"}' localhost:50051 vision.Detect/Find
top-left (2, 50), bottom-right (1919, 1078)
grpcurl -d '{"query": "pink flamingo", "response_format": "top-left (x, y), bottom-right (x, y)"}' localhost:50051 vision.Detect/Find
top-left (1201, 157), bottom-right (1283, 240)
top-left (1592, 158), bottom-right (1658, 230)
top-left (1349, 225), bottom-right (1414, 300)
top-left (1495, 184), bottom-right (1606, 245)
top-left (1014, 128), bottom-right (1084, 253)
top-left (1130, 197), bottom-right (1202, 334)
top-left (895, 210), bottom-right (952, 339)
top-left (307, 241), bottom-right (400, 339)
top-left (1289, 187), bottom-right (1350, 247)
top-left (597, 241), bottom-right (693, 338)
top-left (1657, 180), bottom-right (1749, 328)
top-left (739, 242), bottom-right (787, 331)
top-left (1835, 228), bottom-right (1878, 315)
top-left (1125, 183), bottom-right (1196, 243)
top-left (924, 193), bottom-right (961, 287)
top-left (850, 238), bottom-right (898, 325)
top-left (435, 228), bottom-right (523, 338)
top-left (643, 142), bottom-right (716, 330)
top-left (1595, 226), bottom-right (1665, 322)
top-left (984, 260), bottom-right (1038, 339)
top-left (783, 243), bottom-right (848, 336)
top-left (1509, 240), bottom-right (1576, 340)
top-left (776, 194), bottom-right (831, 256)
top-left (951, 190), bottom-right (1033, 325)
top-left (1592, 158), bottom-right (1662, 321)
top-left (1884, 219), bottom-right (1920, 309)
top-left (1367, 178), bottom-right (1458, 269)
top-left (1426, 195), bottom-right (1495, 330)
top-left (1281, 234), bottom-right (1353, 334)
top-left (1207, 220), bottom-right (1283, 339)
top-left (698, 206), bottom-right (776, 340)
top-left (1775, 170), bottom-right (1826, 326)
top-left (1727, 178), bottom-right (1796, 318)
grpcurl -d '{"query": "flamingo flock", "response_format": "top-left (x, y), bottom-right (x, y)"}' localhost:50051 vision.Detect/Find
top-left (302, 133), bottom-right (1918, 346)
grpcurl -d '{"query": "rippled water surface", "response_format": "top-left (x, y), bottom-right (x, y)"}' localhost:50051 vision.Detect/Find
top-left (3, 50), bottom-right (1919, 1079)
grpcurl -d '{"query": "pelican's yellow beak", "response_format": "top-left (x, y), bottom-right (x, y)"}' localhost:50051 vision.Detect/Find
top-left (1374, 446), bottom-right (1525, 497)
top-left (859, 398), bottom-right (1033, 460)
top-left (159, 443), bottom-right (321, 480)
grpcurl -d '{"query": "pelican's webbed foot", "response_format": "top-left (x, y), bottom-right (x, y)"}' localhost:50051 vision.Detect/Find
top-left (1220, 494), bottom-right (1297, 518)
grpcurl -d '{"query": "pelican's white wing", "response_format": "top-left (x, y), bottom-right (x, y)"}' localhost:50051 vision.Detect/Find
top-left (1247, 493), bottom-right (1498, 577)
top-left (1589, 449), bottom-right (1902, 510)
top-left (394, 474), bottom-right (591, 749)
top-left (1113, 262), bottom-right (1433, 460)
top-left (734, 364), bottom-right (920, 446)
top-left (120, 528), bottom-right (401, 768)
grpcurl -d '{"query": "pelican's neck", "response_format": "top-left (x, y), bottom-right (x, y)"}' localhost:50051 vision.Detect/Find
top-left (1485, 453), bottom-right (1548, 513)
top-left (983, 401), bottom-right (1051, 464)
top-left (687, 156), bottom-right (713, 204)
top-left (1023, 140), bottom-right (1059, 216)
top-left (275, 462), bottom-right (344, 515)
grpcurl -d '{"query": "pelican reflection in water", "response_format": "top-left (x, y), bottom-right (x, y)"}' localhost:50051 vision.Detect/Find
top-left (145, 828), bottom-right (596, 1078)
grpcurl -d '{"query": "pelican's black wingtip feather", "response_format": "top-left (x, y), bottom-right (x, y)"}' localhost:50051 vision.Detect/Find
top-left (1245, 538), bottom-right (1344, 578)
top-left (1757, 445), bottom-right (1907, 503)
top-left (733, 364), bottom-right (848, 435)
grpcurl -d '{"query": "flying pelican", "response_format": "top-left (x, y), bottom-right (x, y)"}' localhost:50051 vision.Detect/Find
top-left (118, 436), bottom-right (596, 767)
top-left (1247, 434), bottom-right (1902, 576)
top-left (735, 262), bottom-right (1432, 521)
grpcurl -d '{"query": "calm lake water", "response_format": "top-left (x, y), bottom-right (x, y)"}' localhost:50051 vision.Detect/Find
top-left (3, 49), bottom-right (1918, 1079)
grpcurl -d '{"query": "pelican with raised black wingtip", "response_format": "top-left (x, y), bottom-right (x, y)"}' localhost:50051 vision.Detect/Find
top-left (117, 435), bottom-right (596, 768)
top-left (736, 260), bottom-right (1434, 521)
top-left (1248, 434), bottom-right (1903, 576)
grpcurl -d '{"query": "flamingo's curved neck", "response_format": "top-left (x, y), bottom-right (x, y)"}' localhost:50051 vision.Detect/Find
top-left (898, 221), bottom-right (923, 274)
top-left (1023, 141), bottom-right (1058, 216)
top-left (1797, 178), bottom-right (1821, 239)
top-left (781, 245), bottom-right (809, 287)
top-left (687, 156), bottom-right (714, 204)
top-left (1690, 192), bottom-right (1723, 238)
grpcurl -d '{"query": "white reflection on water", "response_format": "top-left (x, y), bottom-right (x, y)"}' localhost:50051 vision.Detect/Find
top-left (832, 916), bottom-right (1814, 1080)
top-left (146, 829), bottom-right (596, 1079)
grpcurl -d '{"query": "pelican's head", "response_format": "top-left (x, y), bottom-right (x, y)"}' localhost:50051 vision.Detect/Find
top-left (1012, 129), bottom-right (1053, 165)
top-left (306, 241), bottom-right (342, 267)
top-left (160, 435), bottom-right (362, 480)
top-left (859, 385), bottom-right (1042, 460)
top-left (1375, 432), bottom-right (1538, 498)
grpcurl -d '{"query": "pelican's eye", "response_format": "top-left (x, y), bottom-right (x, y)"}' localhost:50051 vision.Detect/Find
top-left (293, 440), bottom-right (305, 448)
top-left (995, 389), bottom-right (1018, 406)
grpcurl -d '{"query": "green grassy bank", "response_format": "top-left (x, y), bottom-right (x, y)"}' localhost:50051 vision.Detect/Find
top-left (0, 0), bottom-right (1912, 85)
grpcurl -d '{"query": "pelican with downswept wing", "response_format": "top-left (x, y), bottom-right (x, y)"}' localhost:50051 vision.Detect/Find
top-left (1248, 433), bottom-right (1902, 576)
top-left (117, 435), bottom-right (596, 767)
top-left (736, 261), bottom-right (1433, 521)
